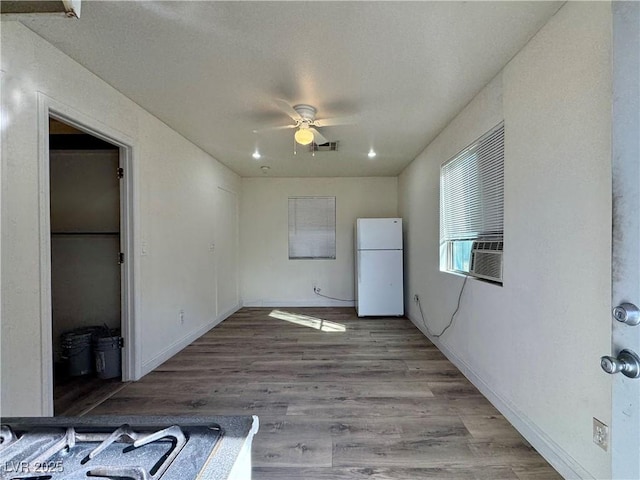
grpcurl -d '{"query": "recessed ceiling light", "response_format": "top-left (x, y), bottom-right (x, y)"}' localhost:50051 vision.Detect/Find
top-left (252, 150), bottom-right (261, 160)
top-left (368, 149), bottom-right (377, 158)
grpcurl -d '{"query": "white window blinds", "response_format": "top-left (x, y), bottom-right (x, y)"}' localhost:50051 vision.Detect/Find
top-left (440, 123), bottom-right (504, 242)
top-left (288, 196), bottom-right (336, 259)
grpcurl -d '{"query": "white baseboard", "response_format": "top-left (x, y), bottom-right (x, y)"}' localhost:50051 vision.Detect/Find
top-left (243, 299), bottom-right (355, 308)
top-left (217, 303), bottom-right (242, 323)
top-left (141, 303), bottom-right (241, 376)
top-left (407, 313), bottom-right (593, 480)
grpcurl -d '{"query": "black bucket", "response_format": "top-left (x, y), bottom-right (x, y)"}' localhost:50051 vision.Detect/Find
top-left (93, 331), bottom-right (123, 379)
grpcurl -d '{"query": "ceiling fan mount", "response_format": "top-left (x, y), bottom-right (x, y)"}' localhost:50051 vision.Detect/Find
top-left (292, 104), bottom-right (317, 123)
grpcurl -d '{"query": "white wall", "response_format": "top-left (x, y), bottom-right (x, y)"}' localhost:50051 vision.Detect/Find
top-left (399, 3), bottom-right (612, 479)
top-left (1, 22), bottom-right (241, 416)
top-left (241, 177), bottom-right (397, 307)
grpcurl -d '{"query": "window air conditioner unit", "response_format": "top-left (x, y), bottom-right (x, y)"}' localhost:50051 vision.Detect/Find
top-left (470, 240), bottom-right (503, 283)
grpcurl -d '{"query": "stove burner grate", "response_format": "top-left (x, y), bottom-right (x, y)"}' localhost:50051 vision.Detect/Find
top-left (0, 423), bottom-right (221, 480)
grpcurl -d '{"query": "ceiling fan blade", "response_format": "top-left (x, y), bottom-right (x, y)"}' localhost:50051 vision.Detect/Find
top-left (314, 116), bottom-right (358, 127)
top-left (252, 124), bottom-right (296, 133)
top-left (309, 128), bottom-right (329, 145)
top-left (274, 99), bottom-right (302, 121)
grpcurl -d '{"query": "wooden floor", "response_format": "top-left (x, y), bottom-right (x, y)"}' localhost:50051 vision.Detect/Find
top-left (88, 307), bottom-right (561, 479)
top-left (54, 370), bottom-right (127, 416)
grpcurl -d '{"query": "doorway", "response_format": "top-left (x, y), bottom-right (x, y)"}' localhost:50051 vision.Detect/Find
top-left (215, 186), bottom-right (239, 318)
top-left (49, 117), bottom-right (126, 415)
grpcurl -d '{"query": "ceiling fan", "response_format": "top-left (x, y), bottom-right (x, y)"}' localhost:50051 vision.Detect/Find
top-left (255, 100), bottom-right (356, 146)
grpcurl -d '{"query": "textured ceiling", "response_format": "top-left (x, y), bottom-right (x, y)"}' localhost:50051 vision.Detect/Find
top-left (18, 1), bottom-right (563, 177)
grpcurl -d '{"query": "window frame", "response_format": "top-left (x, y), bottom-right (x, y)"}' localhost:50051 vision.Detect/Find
top-left (288, 196), bottom-right (337, 260)
top-left (439, 122), bottom-right (504, 279)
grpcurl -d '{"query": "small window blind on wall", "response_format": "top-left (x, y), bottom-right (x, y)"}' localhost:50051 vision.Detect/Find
top-left (288, 196), bottom-right (336, 259)
top-left (440, 122), bottom-right (505, 242)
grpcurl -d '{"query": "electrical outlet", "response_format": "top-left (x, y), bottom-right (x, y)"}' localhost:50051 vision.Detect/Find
top-left (414, 294), bottom-right (419, 302)
top-left (178, 310), bottom-right (185, 325)
top-left (593, 418), bottom-right (608, 451)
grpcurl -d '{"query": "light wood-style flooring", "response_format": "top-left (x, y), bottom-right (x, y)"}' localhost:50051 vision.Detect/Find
top-left (88, 307), bottom-right (562, 479)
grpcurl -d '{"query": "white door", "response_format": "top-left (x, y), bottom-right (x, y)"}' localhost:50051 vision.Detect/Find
top-left (607, 3), bottom-right (640, 478)
top-left (215, 187), bottom-right (239, 318)
top-left (357, 249), bottom-right (403, 317)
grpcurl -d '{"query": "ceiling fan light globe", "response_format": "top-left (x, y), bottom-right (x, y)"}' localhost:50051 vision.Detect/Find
top-left (294, 128), bottom-right (314, 145)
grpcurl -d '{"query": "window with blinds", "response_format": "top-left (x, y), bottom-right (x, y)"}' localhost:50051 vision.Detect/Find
top-left (440, 122), bottom-right (504, 277)
top-left (288, 196), bottom-right (336, 259)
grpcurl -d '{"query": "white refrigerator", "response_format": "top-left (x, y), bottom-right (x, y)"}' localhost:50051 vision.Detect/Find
top-left (355, 218), bottom-right (404, 317)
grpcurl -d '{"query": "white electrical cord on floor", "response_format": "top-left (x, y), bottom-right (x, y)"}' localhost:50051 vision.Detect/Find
top-left (313, 287), bottom-right (355, 302)
top-left (416, 275), bottom-right (468, 338)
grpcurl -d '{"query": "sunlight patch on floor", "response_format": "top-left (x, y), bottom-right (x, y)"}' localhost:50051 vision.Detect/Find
top-left (268, 309), bottom-right (346, 333)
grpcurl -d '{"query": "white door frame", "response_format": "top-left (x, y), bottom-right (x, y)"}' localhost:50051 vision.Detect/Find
top-left (37, 93), bottom-right (141, 416)
top-left (215, 186), bottom-right (240, 318)
top-left (610, 2), bottom-right (640, 478)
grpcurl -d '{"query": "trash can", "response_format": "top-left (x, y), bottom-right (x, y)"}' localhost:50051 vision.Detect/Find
top-left (93, 331), bottom-right (123, 379)
top-left (61, 327), bottom-right (99, 376)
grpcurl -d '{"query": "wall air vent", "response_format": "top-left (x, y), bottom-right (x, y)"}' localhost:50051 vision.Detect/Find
top-left (470, 239), bottom-right (503, 283)
top-left (309, 142), bottom-right (339, 152)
